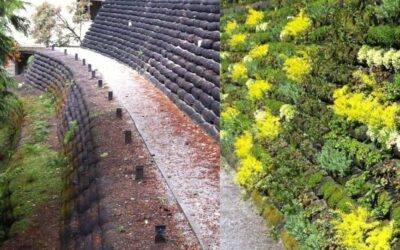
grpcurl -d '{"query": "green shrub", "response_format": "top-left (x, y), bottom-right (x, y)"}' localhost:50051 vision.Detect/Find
top-left (367, 25), bottom-right (400, 47)
top-left (318, 144), bottom-right (351, 177)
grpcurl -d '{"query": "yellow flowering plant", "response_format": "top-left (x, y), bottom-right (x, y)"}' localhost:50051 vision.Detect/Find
top-left (333, 207), bottom-right (394, 250)
top-left (221, 106), bottom-right (239, 121)
top-left (229, 33), bottom-right (246, 49)
top-left (230, 63), bottom-right (248, 83)
top-left (280, 9), bottom-right (311, 40)
top-left (283, 55), bottom-right (312, 83)
top-left (247, 79), bottom-right (272, 100)
top-left (225, 20), bottom-right (238, 33)
top-left (254, 111), bottom-right (281, 140)
top-left (245, 7), bottom-right (264, 27)
top-left (248, 44), bottom-right (269, 59)
top-left (234, 131), bottom-right (253, 159)
top-left (333, 86), bottom-right (399, 131)
top-left (235, 155), bottom-right (263, 189)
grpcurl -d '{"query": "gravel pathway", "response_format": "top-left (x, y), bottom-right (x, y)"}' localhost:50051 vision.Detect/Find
top-left (57, 48), bottom-right (220, 249)
top-left (221, 160), bottom-right (283, 250)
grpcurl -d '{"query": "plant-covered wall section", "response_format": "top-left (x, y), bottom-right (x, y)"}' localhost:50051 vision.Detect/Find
top-left (221, 0), bottom-right (400, 249)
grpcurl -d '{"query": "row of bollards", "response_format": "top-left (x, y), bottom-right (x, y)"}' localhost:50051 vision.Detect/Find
top-left (62, 47), bottom-right (167, 245)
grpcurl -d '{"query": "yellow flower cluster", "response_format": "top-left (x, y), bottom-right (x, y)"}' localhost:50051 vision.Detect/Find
top-left (283, 56), bottom-right (312, 83)
top-left (221, 106), bottom-right (239, 121)
top-left (235, 155), bottom-right (263, 189)
top-left (234, 131), bottom-right (263, 188)
top-left (333, 86), bottom-right (400, 131)
top-left (280, 9), bottom-right (311, 40)
top-left (249, 44), bottom-right (269, 59)
top-left (254, 111), bottom-right (281, 140)
top-left (352, 70), bottom-right (376, 87)
top-left (234, 131), bottom-right (253, 158)
top-left (333, 207), bottom-right (394, 250)
top-left (229, 34), bottom-right (246, 48)
top-left (245, 7), bottom-right (264, 27)
top-left (225, 20), bottom-right (238, 33)
top-left (247, 80), bottom-right (272, 100)
top-left (231, 63), bottom-right (248, 82)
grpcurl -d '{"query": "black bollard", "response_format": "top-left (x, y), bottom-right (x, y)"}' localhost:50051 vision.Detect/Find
top-left (98, 79), bottom-right (103, 88)
top-left (82, 59), bottom-right (86, 66)
top-left (108, 91), bottom-right (113, 100)
top-left (155, 225), bottom-right (167, 243)
top-left (88, 64), bottom-right (92, 72)
top-left (116, 108), bottom-right (122, 119)
top-left (135, 166), bottom-right (144, 180)
top-left (92, 70), bottom-right (96, 79)
top-left (124, 130), bottom-right (132, 144)
top-left (75, 53), bottom-right (78, 60)
top-left (64, 49), bottom-right (67, 55)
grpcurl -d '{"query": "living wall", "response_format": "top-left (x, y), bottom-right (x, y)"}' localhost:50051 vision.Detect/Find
top-left (221, 0), bottom-right (400, 249)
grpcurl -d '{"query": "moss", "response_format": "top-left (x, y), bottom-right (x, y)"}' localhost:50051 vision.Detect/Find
top-left (392, 204), bottom-right (400, 228)
top-left (327, 186), bottom-right (346, 208)
top-left (320, 180), bottom-right (337, 199)
top-left (262, 203), bottom-right (283, 227)
top-left (0, 93), bottom-right (65, 239)
top-left (307, 172), bottom-right (325, 189)
top-left (281, 230), bottom-right (300, 250)
top-left (367, 25), bottom-right (400, 47)
top-left (251, 190), bottom-right (266, 209)
top-left (336, 197), bottom-right (355, 212)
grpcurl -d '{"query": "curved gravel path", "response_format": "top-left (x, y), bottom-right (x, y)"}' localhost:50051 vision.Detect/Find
top-left (57, 48), bottom-right (220, 249)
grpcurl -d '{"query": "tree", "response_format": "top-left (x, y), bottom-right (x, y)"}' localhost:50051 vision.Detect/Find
top-left (31, 1), bottom-right (91, 46)
top-left (0, 0), bottom-right (28, 123)
top-left (31, 2), bottom-right (59, 46)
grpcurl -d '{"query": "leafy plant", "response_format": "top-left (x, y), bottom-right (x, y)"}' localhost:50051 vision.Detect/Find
top-left (284, 210), bottom-right (327, 250)
top-left (63, 120), bottom-right (78, 145)
top-left (318, 143), bottom-right (351, 177)
top-left (31, 1), bottom-right (91, 46)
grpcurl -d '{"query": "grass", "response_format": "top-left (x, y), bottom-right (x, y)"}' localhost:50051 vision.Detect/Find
top-left (0, 93), bottom-right (66, 240)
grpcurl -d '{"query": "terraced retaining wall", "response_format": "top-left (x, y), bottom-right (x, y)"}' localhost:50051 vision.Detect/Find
top-left (25, 51), bottom-right (104, 249)
top-left (82, 0), bottom-right (220, 137)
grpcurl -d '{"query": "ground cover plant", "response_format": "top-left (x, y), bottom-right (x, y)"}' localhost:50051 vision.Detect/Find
top-left (221, 0), bottom-right (400, 249)
top-left (0, 92), bottom-right (66, 245)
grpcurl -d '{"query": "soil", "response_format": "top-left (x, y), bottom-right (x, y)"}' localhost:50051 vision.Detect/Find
top-left (83, 78), bottom-right (201, 249)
